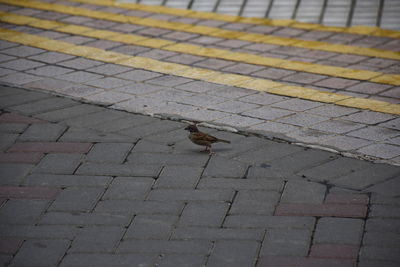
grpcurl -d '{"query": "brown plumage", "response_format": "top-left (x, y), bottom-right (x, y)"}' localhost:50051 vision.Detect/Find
top-left (185, 124), bottom-right (230, 154)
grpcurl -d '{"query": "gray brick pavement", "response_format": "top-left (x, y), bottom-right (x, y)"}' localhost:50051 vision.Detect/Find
top-left (0, 87), bottom-right (399, 266)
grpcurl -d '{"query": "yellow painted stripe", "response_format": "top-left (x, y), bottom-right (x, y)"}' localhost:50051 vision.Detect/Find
top-left (71, 0), bottom-right (400, 39)
top-left (0, 28), bottom-right (398, 115)
top-left (2, 11), bottom-right (399, 86)
top-left (2, 0), bottom-right (400, 61)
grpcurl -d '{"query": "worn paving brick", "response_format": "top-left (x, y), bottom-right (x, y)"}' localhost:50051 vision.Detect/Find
top-left (148, 189), bottom-right (234, 202)
top-left (28, 51), bottom-right (75, 64)
top-left (86, 143), bottom-right (133, 163)
top-left (277, 113), bottom-right (328, 127)
top-left (76, 162), bottom-right (161, 177)
top-left (0, 59), bottom-right (44, 71)
top-left (0, 199), bottom-right (49, 224)
top-left (8, 97), bottom-right (79, 116)
top-left (224, 215), bottom-right (315, 229)
top-left (10, 239), bottom-right (70, 267)
top-left (33, 153), bottom-right (83, 175)
top-left (347, 126), bottom-right (399, 141)
top-left (56, 71), bottom-right (103, 83)
top-left (157, 254), bottom-right (206, 267)
top-left (85, 77), bottom-right (132, 89)
top-left (367, 177), bottom-right (400, 197)
top-left (261, 228), bottom-right (311, 257)
top-left (115, 69), bottom-right (163, 82)
top-left (222, 63), bottom-right (265, 75)
top-left (117, 239), bottom-right (211, 254)
top-left (95, 199), bottom-right (183, 215)
top-left (172, 226), bottom-right (264, 241)
top-left (198, 178), bottom-right (283, 192)
top-left (125, 214), bottom-right (178, 240)
top-left (19, 123), bottom-right (67, 142)
top-left (179, 202), bottom-right (229, 227)
top-left (1, 46), bottom-right (44, 57)
top-left (360, 246), bottom-right (400, 262)
top-left (314, 217), bottom-right (364, 245)
top-left (230, 191), bottom-right (279, 215)
top-left (363, 232), bottom-right (400, 247)
top-left (49, 187), bottom-right (104, 212)
top-left (25, 173), bottom-right (112, 187)
top-left (9, 142), bottom-right (92, 154)
top-left (357, 143), bottom-right (400, 159)
top-left (281, 180), bottom-right (326, 204)
top-left (370, 204), bottom-right (400, 218)
top-left (315, 77), bottom-right (360, 89)
top-left (0, 91), bottom-right (51, 108)
top-left (35, 104), bottom-right (104, 122)
top-left (57, 58), bottom-right (103, 69)
top-left (258, 256), bottom-right (355, 267)
top-left (203, 155), bottom-right (248, 178)
top-left (103, 177), bottom-right (153, 200)
top-left (60, 127), bottom-right (136, 143)
top-left (26, 65), bottom-right (74, 77)
top-left (40, 211), bottom-right (130, 226)
top-left (0, 72), bottom-right (43, 85)
top-left (325, 193), bottom-right (369, 205)
top-left (70, 226), bottom-right (125, 253)
top-left (275, 203), bottom-right (367, 218)
top-left (165, 54), bottom-right (205, 65)
top-left (155, 165), bottom-right (202, 189)
top-left (252, 67), bottom-right (295, 79)
top-left (242, 106), bottom-right (294, 120)
top-left (59, 253), bottom-right (157, 267)
top-left (194, 58), bottom-right (235, 70)
top-left (0, 186), bottom-right (60, 199)
top-left (207, 240), bottom-right (260, 267)
top-left (310, 244), bottom-right (359, 259)
top-left (62, 110), bottom-right (127, 128)
top-left (0, 123), bottom-right (28, 133)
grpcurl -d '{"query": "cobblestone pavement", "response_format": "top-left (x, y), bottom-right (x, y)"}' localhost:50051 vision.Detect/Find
top-left (0, 86), bottom-right (399, 267)
top-left (0, 0), bottom-right (399, 266)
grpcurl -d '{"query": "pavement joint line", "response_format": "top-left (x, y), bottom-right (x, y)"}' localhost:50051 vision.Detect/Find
top-left (1, 27), bottom-right (399, 116)
top-left (2, 0), bottom-right (400, 61)
top-left (1, 12), bottom-right (399, 87)
top-left (71, 0), bottom-right (400, 39)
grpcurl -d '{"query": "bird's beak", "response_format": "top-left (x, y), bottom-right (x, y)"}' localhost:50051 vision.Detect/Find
top-left (184, 126), bottom-right (189, 130)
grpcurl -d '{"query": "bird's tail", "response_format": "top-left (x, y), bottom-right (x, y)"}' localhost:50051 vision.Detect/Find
top-left (218, 139), bottom-right (231, 144)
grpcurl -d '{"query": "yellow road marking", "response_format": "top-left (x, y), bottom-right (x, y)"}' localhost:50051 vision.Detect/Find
top-left (0, 28), bottom-right (398, 115)
top-left (1, 11), bottom-right (399, 87)
top-left (2, 0), bottom-right (400, 61)
top-left (70, 0), bottom-right (400, 39)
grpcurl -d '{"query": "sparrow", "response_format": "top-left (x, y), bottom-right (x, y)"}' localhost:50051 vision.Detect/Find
top-left (185, 124), bottom-right (230, 154)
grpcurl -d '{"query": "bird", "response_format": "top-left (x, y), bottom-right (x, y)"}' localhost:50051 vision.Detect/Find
top-left (185, 124), bottom-right (230, 154)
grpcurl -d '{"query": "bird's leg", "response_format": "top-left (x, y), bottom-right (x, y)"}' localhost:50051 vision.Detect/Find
top-left (208, 146), bottom-right (214, 155)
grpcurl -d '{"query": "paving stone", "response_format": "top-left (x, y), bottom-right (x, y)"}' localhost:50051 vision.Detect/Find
top-left (76, 162), bottom-right (161, 177)
top-left (0, 72), bottom-right (43, 85)
top-left (28, 51), bottom-right (75, 64)
top-left (198, 178), bottom-right (283, 192)
top-left (40, 211), bottom-right (131, 226)
top-left (59, 253), bottom-right (157, 267)
top-left (35, 104), bottom-right (104, 122)
top-left (8, 97), bottom-right (78, 115)
top-left (56, 71), bottom-right (103, 83)
top-left (24, 78), bottom-right (76, 92)
top-left (0, 152), bottom-right (44, 164)
top-left (258, 256), bottom-right (355, 267)
top-left (310, 244), bottom-right (359, 259)
top-left (370, 204), bottom-right (400, 218)
top-left (275, 203), bottom-right (367, 218)
top-left (115, 69), bottom-right (163, 82)
top-left (242, 106), bottom-right (294, 120)
top-left (366, 218), bottom-right (400, 233)
top-left (87, 64), bottom-right (131, 75)
top-left (0, 238), bottom-right (23, 254)
top-left (19, 123), bottom-right (67, 142)
top-left (277, 113), bottom-right (328, 127)
top-left (95, 199), bottom-right (183, 215)
top-left (136, 48), bottom-right (177, 59)
top-left (217, 39), bottom-right (252, 48)
top-left (224, 215), bottom-right (315, 229)
top-left (315, 77), bottom-right (360, 89)
top-left (165, 54), bottom-right (205, 65)
top-left (60, 127), bottom-right (136, 143)
top-left (33, 153), bottom-right (83, 175)
top-left (0, 199), bottom-right (49, 224)
top-left (117, 239), bottom-right (211, 254)
top-left (25, 173), bottom-right (112, 187)
top-left (70, 226), bottom-right (125, 253)
top-left (0, 58), bottom-right (44, 71)
top-left (9, 142), bottom-right (92, 154)
top-left (103, 177), bottom-right (153, 200)
top-left (261, 228), bottom-right (311, 256)
top-left (367, 177), bottom-right (400, 197)
top-left (0, 186), bottom-right (60, 199)
top-left (344, 111), bottom-right (395, 125)
top-left (252, 68), bottom-right (295, 79)
top-left (57, 58), bottom-right (103, 69)
top-left (85, 77), bottom-right (132, 89)
top-left (86, 143), bottom-right (133, 163)
top-left (128, 152), bottom-right (208, 167)
top-left (363, 232), bottom-right (400, 247)
top-left (0, 91), bottom-right (50, 108)
top-left (155, 165), bottom-right (202, 189)
top-left (26, 65), bottom-right (74, 77)
top-left (0, 163), bottom-right (33, 185)
top-left (357, 143), bottom-right (400, 159)
top-left (148, 189), bottom-right (234, 202)
top-left (230, 191), bottom-right (279, 215)
top-left (10, 239), bottom-right (70, 267)
top-left (0, 122), bottom-right (28, 133)
top-left (157, 254), bottom-right (206, 267)
top-left (314, 218), bottom-right (364, 245)
top-left (49, 187), bottom-right (104, 212)
top-left (347, 126), bottom-right (399, 141)
top-left (147, 75), bottom-right (192, 87)
top-left (118, 120), bottom-right (184, 139)
top-left (62, 110), bottom-right (127, 128)
top-left (179, 202), bottom-right (229, 227)
top-left (346, 82), bottom-right (392, 94)
top-left (250, 121), bottom-right (299, 134)
top-left (212, 114), bottom-right (265, 128)
top-left (222, 63), bottom-right (265, 75)
top-left (172, 226), bottom-right (264, 241)
top-left (0, 133), bottom-right (18, 151)
top-left (283, 73), bottom-right (327, 84)
top-left (360, 246), bottom-right (400, 262)
top-left (281, 180), bottom-right (326, 204)
top-left (85, 39), bottom-right (122, 49)
top-left (207, 240), bottom-right (259, 267)
top-left (194, 58), bottom-right (235, 70)
top-left (203, 155), bottom-right (248, 178)
top-left (125, 214), bottom-right (178, 240)
top-left (379, 118), bottom-right (400, 131)
top-left (271, 98), bottom-right (324, 111)
top-left (1, 46), bottom-right (44, 57)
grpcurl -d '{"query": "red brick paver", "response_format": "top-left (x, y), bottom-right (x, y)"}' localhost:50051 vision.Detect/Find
top-left (0, 239), bottom-right (24, 254)
top-left (0, 186), bottom-right (61, 199)
top-left (8, 142), bottom-right (93, 153)
top-left (0, 113), bottom-right (45, 124)
top-left (257, 256), bottom-right (356, 267)
top-left (274, 203), bottom-right (367, 218)
top-left (310, 244), bottom-right (359, 259)
top-left (0, 152), bottom-right (44, 164)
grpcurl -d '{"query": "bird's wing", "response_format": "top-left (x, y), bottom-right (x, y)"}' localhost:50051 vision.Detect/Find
top-left (192, 132), bottom-right (219, 143)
